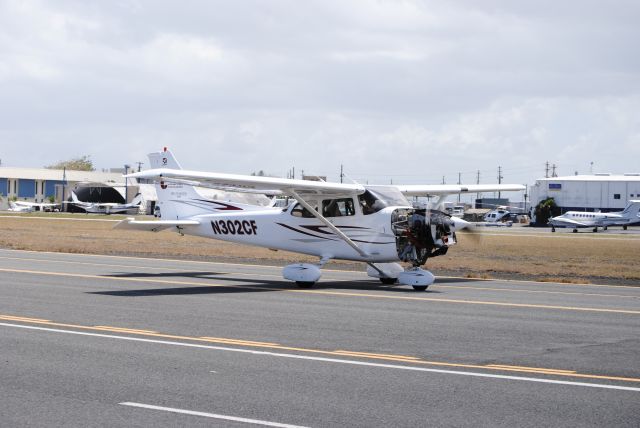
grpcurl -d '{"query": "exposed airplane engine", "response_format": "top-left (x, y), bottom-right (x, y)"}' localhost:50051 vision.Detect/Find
top-left (392, 208), bottom-right (465, 267)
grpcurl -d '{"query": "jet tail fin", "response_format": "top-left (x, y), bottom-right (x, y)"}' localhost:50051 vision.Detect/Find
top-left (622, 200), bottom-right (640, 219)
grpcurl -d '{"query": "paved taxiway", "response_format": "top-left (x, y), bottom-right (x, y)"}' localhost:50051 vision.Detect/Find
top-left (1, 248), bottom-right (639, 427)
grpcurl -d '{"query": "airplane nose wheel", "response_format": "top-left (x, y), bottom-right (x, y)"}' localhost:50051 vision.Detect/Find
top-left (412, 285), bottom-right (428, 291)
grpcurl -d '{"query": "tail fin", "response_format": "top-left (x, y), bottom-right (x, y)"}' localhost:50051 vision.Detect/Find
top-left (149, 147), bottom-right (183, 170)
top-left (130, 193), bottom-right (144, 206)
top-left (71, 191), bottom-right (80, 203)
top-left (622, 200), bottom-right (640, 219)
top-left (148, 148), bottom-right (205, 220)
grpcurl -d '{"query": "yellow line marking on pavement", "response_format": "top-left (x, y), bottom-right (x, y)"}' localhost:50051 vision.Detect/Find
top-left (486, 364), bottom-right (577, 374)
top-left (94, 326), bottom-right (158, 334)
top-left (200, 337), bottom-right (280, 347)
top-left (1, 267), bottom-right (640, 315)
top-left (0, 267), bottom-right (267, 291)
top-left (2, 313), bottom-right (640, 384)
top-left (0, 315), bottom-right (51, 322)
top-left (287, 289), bottom-right (640, 315)
top-left (437, 284), bottom-right (640, 300)
top-left (333, 350), bottom-right (420, 360)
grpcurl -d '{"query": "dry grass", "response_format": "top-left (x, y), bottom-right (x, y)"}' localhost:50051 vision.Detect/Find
top-left (1, 215), bottom-right (639, 285)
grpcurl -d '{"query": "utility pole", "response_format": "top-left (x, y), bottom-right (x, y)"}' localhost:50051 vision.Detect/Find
top-left (124, 164), bottom-right (130, 203)
top-left (497, 166), bottom-right (503, 199)
top-left (340, 164), bottom-right (344, 184)
top-left (442, 175), bottom-right (445, 185)
top-left (475, 169), bottom-right (482, 204)
top-left (457, 172), bottom-right (461, 203)
top-left (62, 167), bottom-right (67, 210)
top-left (136, 161), bottom-right (143, 172)
top-left (552, 163), bottom-right (557, 177)
top-left (545, 161), bottom-right (550, 178)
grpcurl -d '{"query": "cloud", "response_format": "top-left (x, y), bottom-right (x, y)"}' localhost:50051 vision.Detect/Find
top-left (0, 0), bottom-right (638, 187)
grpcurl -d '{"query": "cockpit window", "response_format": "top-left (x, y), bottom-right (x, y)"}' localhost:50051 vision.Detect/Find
top-left (290, 203), bottom-right (317, 218)
top-left (322, 198), bottom-right (356, 217)
top-left (359, 187), bottom-right (410, 215)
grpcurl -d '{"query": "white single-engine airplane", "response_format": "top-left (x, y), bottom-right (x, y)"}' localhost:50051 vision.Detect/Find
top-left (548, 200), bottom-right (640, 233)
top-left (8, 200), bottom-right (59, 212)
top-left (117, 148), bottom-right (525, 290)
top-left (70, 191), bottom-right (143, 214)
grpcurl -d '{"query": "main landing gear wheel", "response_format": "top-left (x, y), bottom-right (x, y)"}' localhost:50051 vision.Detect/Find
top-left (593, 227), bottom-right (598, 232)
top-left (551, 227), bottom-right (556, 232)
top-left (623, 225), bottom-right (628, 230)
top-left (295, 281), bottom-right (315, 288)
top-left (573, 229), bottom-right (578, 233)
top-left (379, 277), bottom-right (398, 285)
top-left (412, 285), bottom-right (428, 291)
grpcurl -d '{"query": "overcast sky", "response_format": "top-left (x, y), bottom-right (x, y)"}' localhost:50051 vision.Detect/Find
top-left (1, 0), bottom-right (638, 189)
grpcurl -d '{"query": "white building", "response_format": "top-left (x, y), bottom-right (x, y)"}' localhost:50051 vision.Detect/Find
top-left (529, 174), bottom-right (640, 212)
top-left (0, 167), bottom-right (126, 208)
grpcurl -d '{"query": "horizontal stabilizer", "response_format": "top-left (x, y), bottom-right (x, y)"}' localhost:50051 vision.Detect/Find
top-left (114, 218), bottom-right (200, 232)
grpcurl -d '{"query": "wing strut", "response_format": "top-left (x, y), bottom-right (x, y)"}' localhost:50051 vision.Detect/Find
top-left (289, 190), bottom-right (369, 258)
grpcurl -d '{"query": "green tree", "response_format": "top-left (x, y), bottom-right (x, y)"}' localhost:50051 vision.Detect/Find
top-left (46, 155), bottom-right (95, 171)
top-left (534, 197), bottom-right (560, 225)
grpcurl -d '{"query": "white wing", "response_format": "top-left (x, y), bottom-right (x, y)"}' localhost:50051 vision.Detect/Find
top-left (128, 168), bottom-right (365, 198)
top-left (393, 184), bottom-right (526, 197)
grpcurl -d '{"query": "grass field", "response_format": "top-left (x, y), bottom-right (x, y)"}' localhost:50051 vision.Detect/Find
top-left (1, 214), bottom-right (639, 285)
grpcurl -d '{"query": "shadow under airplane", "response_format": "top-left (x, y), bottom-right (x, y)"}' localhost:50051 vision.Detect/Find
top-left (87, 270), bottom-right (482, 297)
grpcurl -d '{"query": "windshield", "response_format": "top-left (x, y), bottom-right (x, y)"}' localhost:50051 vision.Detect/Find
top-left (365, 186), bottom-right (411, 207)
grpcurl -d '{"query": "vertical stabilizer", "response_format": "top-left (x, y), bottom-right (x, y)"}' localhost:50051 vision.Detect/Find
top-left (621, 200), bottom-right (640, 219)
top-left (149, 148), bottom-right (205, 220)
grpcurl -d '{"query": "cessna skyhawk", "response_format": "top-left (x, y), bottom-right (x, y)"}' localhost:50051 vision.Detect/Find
top-left (117, 148), bottom-right (525, 290)
top-left (70, 191), bottom-right (143, 214)
top-left (548, 200), bottom-right (640, 233)
top-left (8, 200), bottom-right (59, 212)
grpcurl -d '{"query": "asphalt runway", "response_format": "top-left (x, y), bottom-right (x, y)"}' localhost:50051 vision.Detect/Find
top-left (1, 249), bottom-right (639, 427)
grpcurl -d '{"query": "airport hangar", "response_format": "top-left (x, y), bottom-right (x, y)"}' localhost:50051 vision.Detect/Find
top-left (0, 167), bottom-right (265, 213)
top-left (529, 173), bottom-right (640, 213)
top-left (0, 167), bottom-right (150, 211)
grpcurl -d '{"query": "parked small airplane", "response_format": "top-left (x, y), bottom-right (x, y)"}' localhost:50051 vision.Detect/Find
top-left (8, 200), bottom-right (59, 212)
top-left (548, 200), bottom-right (640, 233)
top-left (117, 148), bottom-right (524, 290)
top-left (70, 191), bottom-right (143, 214)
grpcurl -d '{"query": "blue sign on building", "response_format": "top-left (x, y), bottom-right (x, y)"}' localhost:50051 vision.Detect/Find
top-left (548, 183), bottom-right (562, 190)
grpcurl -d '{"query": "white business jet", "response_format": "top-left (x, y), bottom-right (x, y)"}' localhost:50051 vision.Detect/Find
top-left (117, 148), bottom-right (525, 290)
top-left (548, 200), bottom-right (640, 233)
top-left (8, 200), bottom-right (59, 212)
top-left (70, 191), bottom-right (143, 214)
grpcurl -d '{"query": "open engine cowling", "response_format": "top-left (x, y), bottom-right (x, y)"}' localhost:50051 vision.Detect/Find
top-left (392, 208), bottom-right (459, 266)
